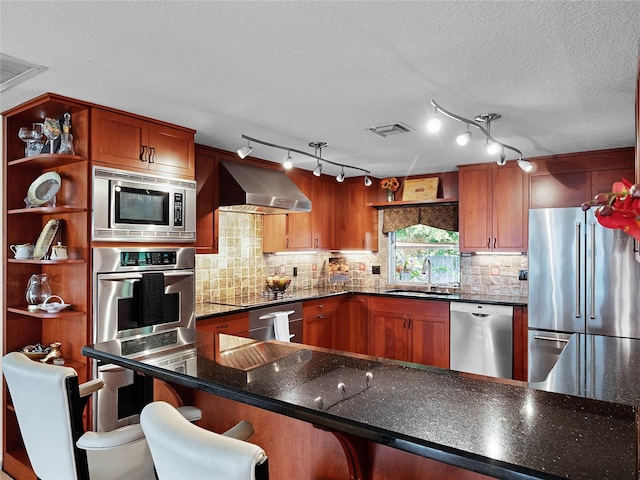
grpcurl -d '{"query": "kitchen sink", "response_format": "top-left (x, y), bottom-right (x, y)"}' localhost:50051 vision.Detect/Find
top-left (384, 289), bottom-right (453, 296)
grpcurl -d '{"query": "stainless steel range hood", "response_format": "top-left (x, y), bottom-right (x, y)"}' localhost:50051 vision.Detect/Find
top-left (218, 160), bottom-right (311, 214)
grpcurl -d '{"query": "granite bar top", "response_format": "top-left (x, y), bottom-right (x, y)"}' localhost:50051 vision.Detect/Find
top-left (82, 329), bottom-right (638, 480)
top-left (196, 287), bottom-right (528, 319)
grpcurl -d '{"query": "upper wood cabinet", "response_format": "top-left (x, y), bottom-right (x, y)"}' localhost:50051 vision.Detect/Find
top-left (459, 162), bottom-right (528, 253)
top-left (263, 170), bottom-right (336, 252)
top-left (336, 178), bottom-right (379, 251)
top-left (91, 108), bottom-right (195, 178)
top-left (528, 148), bottom-right (635, 209)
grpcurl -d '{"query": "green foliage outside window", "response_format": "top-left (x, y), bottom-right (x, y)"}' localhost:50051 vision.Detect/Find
top-left (391, 225), bottom-right (460, 284)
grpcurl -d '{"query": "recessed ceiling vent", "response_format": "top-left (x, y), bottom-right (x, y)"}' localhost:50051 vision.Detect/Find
top-left (1, 53), bottom-right (47, 93)
top-left (366, 122), bottom-right (414, 138)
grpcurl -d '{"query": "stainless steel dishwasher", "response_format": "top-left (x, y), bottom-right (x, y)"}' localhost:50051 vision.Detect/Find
top-left (450, 302), bottom-right (513, 379)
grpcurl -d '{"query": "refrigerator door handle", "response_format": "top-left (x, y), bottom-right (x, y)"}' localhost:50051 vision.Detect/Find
top-left (589, 221), bottom-right (596, 320)
top-left (534, 334), bottom-right (570, 343)
top-left (575, 222), bottom-right (581, 318)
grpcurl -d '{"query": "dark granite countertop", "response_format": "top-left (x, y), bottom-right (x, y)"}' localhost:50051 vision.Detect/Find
top-left (196, 287), bottom-right (528, 319)
top-left (82, 329), bottom-right (638, 480)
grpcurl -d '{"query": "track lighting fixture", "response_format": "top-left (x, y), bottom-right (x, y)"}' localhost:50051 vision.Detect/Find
top-left (283, 151), bottom-right (293, 169)
top-left (456, 125), bottom-right (471, 146)
top-left (237, 139), bottom-right (252, 159)
top-left (428, 99), bottom-right (527, 171)
top-left (237, 135), bottom-right (372, 185)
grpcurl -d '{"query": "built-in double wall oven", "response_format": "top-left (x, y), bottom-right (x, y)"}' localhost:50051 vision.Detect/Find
top-left (92, 246), bottom-right (195, 431)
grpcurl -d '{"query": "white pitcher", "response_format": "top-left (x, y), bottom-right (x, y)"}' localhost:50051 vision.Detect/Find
top-left (10, 243), bottom-right (34, 259)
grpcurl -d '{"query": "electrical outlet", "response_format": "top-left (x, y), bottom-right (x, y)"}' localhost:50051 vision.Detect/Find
top-left (372, 265), bottom-right (381, 275)
top-left (293, 266), bottom-right (298, 277)
top-left (518, 270), bottom-right (528, 281)
top-left (491, 266), bottom-right (500, 276)
top-left (279, 265), bottom-right (286, 274)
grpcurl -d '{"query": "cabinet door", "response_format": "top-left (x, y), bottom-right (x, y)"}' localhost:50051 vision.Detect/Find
top-left (262, 214), bottom-right (287, 253)
top-left (148, 122), bottom-right (195, 178)
top-left (314, 176), bottom-right (336, 250)
top-left (368, 311), bottom-right (409, 361)
top-left (91, 109), bottom-right (149, 169)
top-left (335, 295), bottom-right (368, 355)
top-left (459, 164), bottom-right (492, 252)
top-left (409, 314), bottom-right (450, 369)
top-left (338, 180), bottom-right (378, 251)
top-left (304, 312), bottom-right (335, 349)
top-left (286, 173), bottom-right (314, 250)
top-left (492, 163), bottom-right (528, 252)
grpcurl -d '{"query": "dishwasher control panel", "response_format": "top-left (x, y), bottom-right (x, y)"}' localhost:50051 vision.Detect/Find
top-left (449, 302), bottom-right (513, 316)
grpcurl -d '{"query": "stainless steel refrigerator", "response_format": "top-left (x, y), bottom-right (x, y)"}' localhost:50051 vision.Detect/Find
top-left (528, 207), bottom-right (640, 383)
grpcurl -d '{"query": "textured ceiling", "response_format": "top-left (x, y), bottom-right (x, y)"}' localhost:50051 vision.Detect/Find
top-left (1, 1), bottom-right (639, 179)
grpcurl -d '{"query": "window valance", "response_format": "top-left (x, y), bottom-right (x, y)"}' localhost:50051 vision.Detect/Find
top-left (382, 204), bottom-right (459, 233)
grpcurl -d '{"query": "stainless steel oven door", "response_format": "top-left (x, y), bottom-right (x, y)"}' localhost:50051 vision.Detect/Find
top-left (94, 269), bottom-right (195, 344)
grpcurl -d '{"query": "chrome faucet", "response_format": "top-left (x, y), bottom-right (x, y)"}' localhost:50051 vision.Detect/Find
top-left (422, 258), bottom-right (432, 286)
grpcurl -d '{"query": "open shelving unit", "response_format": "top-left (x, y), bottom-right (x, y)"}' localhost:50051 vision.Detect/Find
top-left (2, 94), bottom-right (92, 480)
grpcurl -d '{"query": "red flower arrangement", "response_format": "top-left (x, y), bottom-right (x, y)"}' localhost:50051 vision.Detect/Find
top-left (581, 178), bottom-right (640, 241)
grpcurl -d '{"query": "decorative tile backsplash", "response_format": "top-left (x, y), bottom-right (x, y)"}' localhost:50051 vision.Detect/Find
top-left (195, 211), bottom-right (528, 302)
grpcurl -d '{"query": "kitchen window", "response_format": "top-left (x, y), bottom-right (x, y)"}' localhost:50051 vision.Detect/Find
top-left (389, 224), bottom-right (460, 285)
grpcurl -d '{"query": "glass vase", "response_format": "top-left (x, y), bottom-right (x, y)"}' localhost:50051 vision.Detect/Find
top-left (386, 190), bottom-right (395, 202)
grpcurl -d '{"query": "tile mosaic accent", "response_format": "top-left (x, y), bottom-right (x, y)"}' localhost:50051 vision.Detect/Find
top-left (196, 211), bottom-right (528, 301)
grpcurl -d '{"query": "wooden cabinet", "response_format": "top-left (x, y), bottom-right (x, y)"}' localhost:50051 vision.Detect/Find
top-left (263, 171), bottom-right (336, 252)
top-left (368, 297), bottom-right (449, 369)
top-left (91, 108), bottom-right (195, 178)
top-left (303, 297), bottom-right (343, 349)
top-left (336, 177), bottom-right (379, 251)
top-left (197, 312), bottom-right (250, 337)
top-left (334, 295), bottom-right (368, 355)
top-left (459, 162), bottom-right (528, 253)
top-left (3, 94), bottom-right (92, 480)
top-left (194, 146), bottom-right (239, 254)
top-left (528, 148), bottom-right (635, 209)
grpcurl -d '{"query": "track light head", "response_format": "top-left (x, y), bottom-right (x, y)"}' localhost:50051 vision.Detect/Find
top-left (485, 140), bottom-right (500, 155)
top-left (426, 117), bottom-right (441, 133)
top-left (237, 140), bottom-right (252, 159)
top-left (336, 169), bottom-right (345, 183)
top-left (497, 152), bottom-right (507, 166)
top-left (313, 161), bottom-right (322, 177)
top-left (283, 151), bottom-right (293, 169)
top-left (456, 128), bottom-right (471, 146)
top-left (364, 175), bottom-right (372, 187)
top-left (517, 158), bottom-right (533, 173)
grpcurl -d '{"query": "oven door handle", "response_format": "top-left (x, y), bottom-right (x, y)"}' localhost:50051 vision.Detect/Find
top-left (97, 271), bottom-right (194, 281)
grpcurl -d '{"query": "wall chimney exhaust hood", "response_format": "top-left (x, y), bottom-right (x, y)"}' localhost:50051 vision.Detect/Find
top-left (218, 160), bottom-right (312, 214)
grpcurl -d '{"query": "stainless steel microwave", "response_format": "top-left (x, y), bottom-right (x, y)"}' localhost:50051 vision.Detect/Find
top-left (92, 166), bottom-right (196, 242)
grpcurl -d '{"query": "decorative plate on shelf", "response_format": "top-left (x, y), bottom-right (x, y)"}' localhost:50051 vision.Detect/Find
top-left (26, 171), bottom-right (61, 207)
top-left (33, 218), bottom-right (59, 260)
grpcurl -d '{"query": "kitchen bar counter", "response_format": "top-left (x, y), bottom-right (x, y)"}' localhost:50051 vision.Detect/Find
top-left (82, 329), bottom-right (637, 480)
top-left (195, 287), bottom-right (528, 319)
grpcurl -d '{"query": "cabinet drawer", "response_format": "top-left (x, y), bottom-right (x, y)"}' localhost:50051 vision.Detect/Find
top-left (197, 313), bottom-right (249, 335)
top-left (303, 297), bottom-right (342, 317)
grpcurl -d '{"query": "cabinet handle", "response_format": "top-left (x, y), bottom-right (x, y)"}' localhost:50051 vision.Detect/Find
top-left (214, 237), bottom-right (219, 250)
top-left (140, 145), bottom-right (148, 162)
top-left (408, 318), bottom-right (412, 329)
top-left (286, 238), bottom-right (289, 249)
top-left (149, 146), bottom-right (156, 163)
top-left (217, 324), bottom-right (228, 329)
top-left (493, 238), bottom-right (497, 249)
top-left (315, 238), bottom-right (319, 249)
top-left (318, 314), bottom-right (325, 319)
top-left (362, 239), bottom-right (365, 248)
top-left (487, 237), bottom-right (491, 248)
top-left (403, 318), bottom-right (406, 328)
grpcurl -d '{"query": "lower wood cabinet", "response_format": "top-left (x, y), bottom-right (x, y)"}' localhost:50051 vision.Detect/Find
top-left (196, 312), bottom-right (249, 337)
top-left (368, 297), bottom-right (450, 369)
top-left (303, 297), bottom-right (342, 349)
top-left (334, 295), bottom-right (368, 355)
